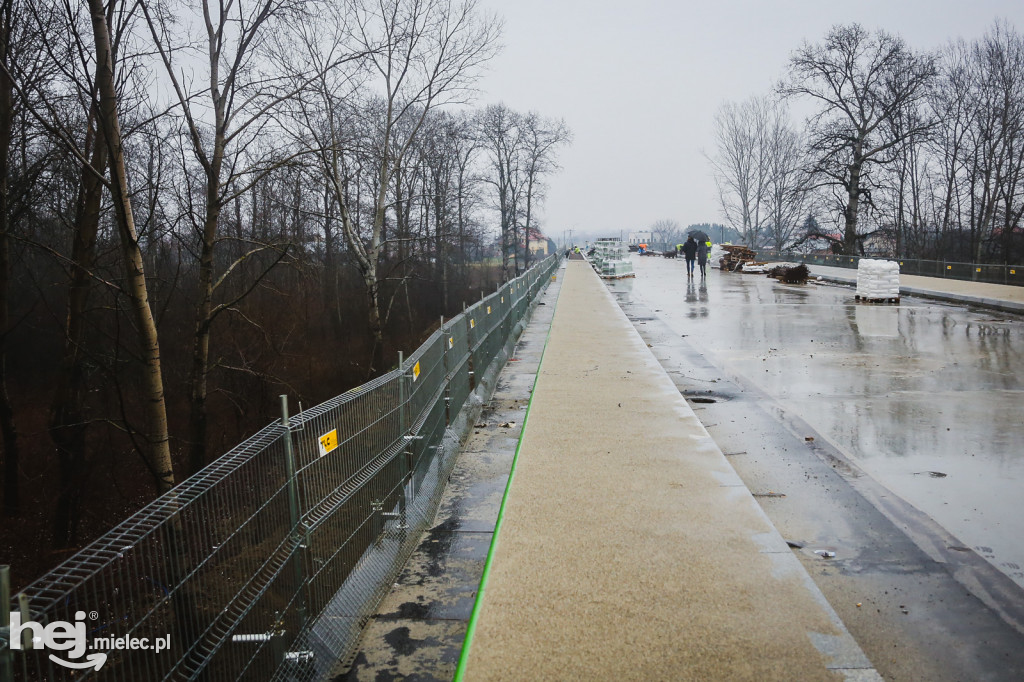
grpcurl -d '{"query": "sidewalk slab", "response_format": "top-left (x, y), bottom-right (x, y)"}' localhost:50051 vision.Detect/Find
top-left (462, 261), bottom-right (880, 681)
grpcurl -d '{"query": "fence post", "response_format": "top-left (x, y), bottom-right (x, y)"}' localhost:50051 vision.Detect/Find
top-left (441, 316), bottom-right (451, 426)
top-left (397, 352), bottom-right (409, 523)
top-left (279, 396), bottom-right (307, 634)
top-left (1, 565), bottom-right (11, 682)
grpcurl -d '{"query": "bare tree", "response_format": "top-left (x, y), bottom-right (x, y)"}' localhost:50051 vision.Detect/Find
top-left (649, 218), bottom-right (681, 248)
top-left (478, 102), bottom-right (522, 280)
top-left (708, 96), bottom-right (771, 248)
top-left (294, 0), bottom-right (499, 372)
top-left (519, 111), bottom-right (570, 270)
top-left (762, 105), bottom-right (808, 252)
top-left (0, 0), bottom-right (31, 516)
top-left (140, 0), bottom-right (299, 472)
top-left (87, 0), bottom-right (175, 493)
top-left (780, 24), bottom-right (936, 254)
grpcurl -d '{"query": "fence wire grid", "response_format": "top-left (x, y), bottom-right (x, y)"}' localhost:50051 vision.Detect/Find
top-left (0, 255), bottom-right (560, 682)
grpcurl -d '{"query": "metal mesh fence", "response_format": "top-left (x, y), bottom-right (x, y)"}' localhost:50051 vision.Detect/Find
top-left (1, 256), bottom-right (560, 682)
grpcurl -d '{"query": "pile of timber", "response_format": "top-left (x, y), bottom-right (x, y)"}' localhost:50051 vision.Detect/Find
top-left (719, 245), bottom-right (756, 271)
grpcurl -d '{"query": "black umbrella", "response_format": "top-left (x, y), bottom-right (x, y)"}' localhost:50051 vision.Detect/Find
top-left (688, 230), bottom-right (709, 242)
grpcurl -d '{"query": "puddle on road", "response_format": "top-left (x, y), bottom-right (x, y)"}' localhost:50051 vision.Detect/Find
top-left (622, 256), bottom-right (1024, 589)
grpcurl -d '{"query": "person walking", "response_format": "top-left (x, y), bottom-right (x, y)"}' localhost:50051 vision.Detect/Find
top-left (696, 238), bottom-right (709, 279)
top-left (682, 235), bottom-right (698, 278)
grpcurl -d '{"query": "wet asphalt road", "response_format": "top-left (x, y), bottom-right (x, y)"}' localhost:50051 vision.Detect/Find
top-left (608, 257), bottom-right (1024, 681)
top-left (624, 257), bottom-right (1024, 588)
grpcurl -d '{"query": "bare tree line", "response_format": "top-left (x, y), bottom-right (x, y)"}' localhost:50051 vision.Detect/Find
top-left (0, 0), bottom-right (570, 576)
top-left (710, 20), bottom-right (1024, 263)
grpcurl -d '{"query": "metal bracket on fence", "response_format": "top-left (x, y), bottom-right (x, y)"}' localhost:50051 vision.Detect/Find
top-left (287, 401), bottom-right (306, 433)
top-left (403, 435), bottom-right (424, 441)
top-left (231, 631), bottom-right (283, 643)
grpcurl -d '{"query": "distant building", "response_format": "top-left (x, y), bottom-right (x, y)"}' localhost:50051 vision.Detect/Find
top-left (523, 227), bottom-right (551, 256)
top-left (628, 230), bottom-right (652, 246)
top-left (528, 237), bottom-right (549, 256)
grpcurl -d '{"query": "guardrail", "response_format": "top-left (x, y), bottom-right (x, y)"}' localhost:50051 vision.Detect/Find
top-left (758, 252), bottom-right (1024, 287)
top-left (1, 254), bottom-right (561, 681)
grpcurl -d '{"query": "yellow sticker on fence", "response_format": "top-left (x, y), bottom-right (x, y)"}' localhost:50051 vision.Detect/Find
top-left (448, 336), bottom-right (454, 349)
top-left (501, 296), bottom-right (504, 303)
top-left (470, 319), bottom-right (475, 328)
top-left (318, 429), bottom-right (338, 457)
top-left (947, 265), bottom-right (952, 270)
top-left (1012, 270), bottom-right (1017, 275)
top-left (412, 361), bottom-right (421, 382)
top-left (976, 268), bottom-right (982, 273)
top-left (487, 306), bottom-right (491, 314)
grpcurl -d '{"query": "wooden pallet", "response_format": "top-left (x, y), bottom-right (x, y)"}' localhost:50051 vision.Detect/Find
top-left (855, 295), bottom-right (900, 304)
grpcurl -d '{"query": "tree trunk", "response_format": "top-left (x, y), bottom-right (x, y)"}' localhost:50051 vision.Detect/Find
top-left (88, 0), bottom-right (175, 494)
top-left (0, 2), bottom-right (18, 516)
top-left (50, 111), bottom-right (107, 545)
top-left (843, 149), bottom-right (864, 255)
top-left (365, 269), bottom-right (384, 373)
top-left (187, 161), bottom-right (222, 475)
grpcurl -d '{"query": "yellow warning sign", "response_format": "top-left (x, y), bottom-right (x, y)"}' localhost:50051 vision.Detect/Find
top-left (487, 306), bottom-right (491, 314)
top-left (318, 429), bottom-right (338, 457)
top-left (470, 319), bottom-right (475, 328)
top-left (412, 361), bottom-right (421, 382)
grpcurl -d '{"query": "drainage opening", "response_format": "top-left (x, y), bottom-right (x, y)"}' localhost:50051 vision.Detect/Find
top-left (689, 397), bottom-right (717, 404)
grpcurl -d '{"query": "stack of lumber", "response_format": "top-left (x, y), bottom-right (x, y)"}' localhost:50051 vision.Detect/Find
top-left (719, 245), bottom-right (756, 271)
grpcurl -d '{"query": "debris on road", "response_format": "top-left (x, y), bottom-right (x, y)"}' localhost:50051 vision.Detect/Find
top-left (768, 263), bottom-right (810, 284)
top-left (814, 550), bottom-right (836, 559)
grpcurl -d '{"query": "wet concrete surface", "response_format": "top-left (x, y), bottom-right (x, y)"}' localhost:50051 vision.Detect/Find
top-left (608, 257), bottom-right (1024, 681)
top-left (332, 271), bottom-right (561, 681)
top-left (621, 258), bottom-right (1024, 590)
top-left (461, 261), bottom-right (880, 681)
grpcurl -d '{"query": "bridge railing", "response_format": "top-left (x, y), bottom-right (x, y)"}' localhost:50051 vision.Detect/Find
top-left (757, 251), bottom-right (1024, 287)
top-left (1, 255), bottom-right (561, 682)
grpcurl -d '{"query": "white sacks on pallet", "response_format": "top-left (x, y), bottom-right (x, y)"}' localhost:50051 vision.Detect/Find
top-left (856, 259), bottom-right (900, 299)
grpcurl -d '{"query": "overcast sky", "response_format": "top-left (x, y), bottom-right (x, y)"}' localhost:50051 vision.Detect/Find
top-left (472, 0), bottom-right (1024, 243)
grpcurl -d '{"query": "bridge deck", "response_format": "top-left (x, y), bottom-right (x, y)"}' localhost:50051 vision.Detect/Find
top-left (458, 261), bottom-right (879, 681)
